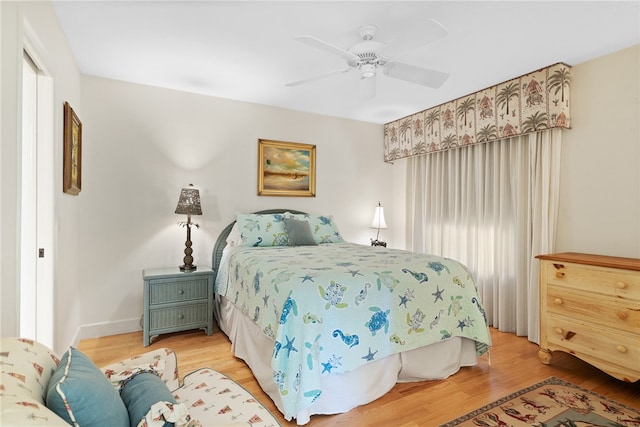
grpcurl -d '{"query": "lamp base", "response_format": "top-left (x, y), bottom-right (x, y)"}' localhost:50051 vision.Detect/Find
top-left (180, 231), bottom-right (196, 272)
top-left (370, 239), bottom-right (387, 247)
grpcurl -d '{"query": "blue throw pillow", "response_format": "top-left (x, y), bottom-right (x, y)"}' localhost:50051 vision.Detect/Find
top-left (46, 347), bottom-right (129, 427)
top-left (120, 371), bottom-right (177, 427)
top-left (283, 217), bottom-right (317, 246)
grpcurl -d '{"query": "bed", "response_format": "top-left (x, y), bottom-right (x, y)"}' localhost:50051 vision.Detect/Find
top-left (212, 210), bottom-right (491, 425)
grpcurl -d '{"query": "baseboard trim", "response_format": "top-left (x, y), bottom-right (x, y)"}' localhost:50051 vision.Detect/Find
top-left (74, 317), bottom-right (141, 346)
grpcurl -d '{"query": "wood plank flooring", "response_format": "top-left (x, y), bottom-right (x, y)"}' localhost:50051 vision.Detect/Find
top-left (79, 324), bottom-right (640, 426)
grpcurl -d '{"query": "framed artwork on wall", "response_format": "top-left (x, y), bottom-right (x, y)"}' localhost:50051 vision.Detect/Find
top-left (63, 101), bottom-right (82, 195)
top-left (258, 139), bottom-right (316, 197)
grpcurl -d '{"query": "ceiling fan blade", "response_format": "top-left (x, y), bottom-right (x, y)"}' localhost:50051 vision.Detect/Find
top-left (383, 61), bottom-right (449, 88)
top-left (378, 19), bottom-right (448, 59)
top-left (285, 67), bottom-right (353, 87)
top-left (360, 75), bottom-right (376, 100)
top-left (294, 35), bottom-right (361, 62)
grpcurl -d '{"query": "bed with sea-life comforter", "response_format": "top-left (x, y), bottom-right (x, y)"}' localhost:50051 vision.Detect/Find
top-left (213, 210), bottom-right (491, 425)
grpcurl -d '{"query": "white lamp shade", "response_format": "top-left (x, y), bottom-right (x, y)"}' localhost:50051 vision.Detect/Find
top-left (370, 204), bottom-right (387, 229)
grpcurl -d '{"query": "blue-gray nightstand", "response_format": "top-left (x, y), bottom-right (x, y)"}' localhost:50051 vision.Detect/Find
top-left (142, 266), bottom-right (214, 346)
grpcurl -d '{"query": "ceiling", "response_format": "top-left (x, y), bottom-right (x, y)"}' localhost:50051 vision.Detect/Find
top-left (51, 1), bottom-right (640, 124)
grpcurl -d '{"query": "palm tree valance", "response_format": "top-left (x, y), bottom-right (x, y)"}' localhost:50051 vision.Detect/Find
top-left (383, 63), bottom-right (571, 162)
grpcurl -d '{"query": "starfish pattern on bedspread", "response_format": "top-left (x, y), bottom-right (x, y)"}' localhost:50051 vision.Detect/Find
top-left (215, 242), bottom-right (491, 421)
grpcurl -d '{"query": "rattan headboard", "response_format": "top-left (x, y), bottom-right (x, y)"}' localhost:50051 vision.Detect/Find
top-left (211, 209), bottom-right (308, 277)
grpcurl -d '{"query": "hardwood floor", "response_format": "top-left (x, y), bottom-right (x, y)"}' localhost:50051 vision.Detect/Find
top-left (79, 324), bottom-right (640, 426)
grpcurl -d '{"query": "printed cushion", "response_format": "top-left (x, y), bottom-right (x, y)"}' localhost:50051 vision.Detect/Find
top-left (173, 368), bottom-right (280, 426)
top-left (120, 372), bottom-right (177, 427)
top-left (0, 337), bottom-right (69, 426)
top-left (286, 213), bottom-right (344, 244)
top-left (101, 347), bottom-right (179, 392)
top-left (46, 347), bottom-right (129, 427)
top-left (236, 213), bottom-right (289, 247)
top-left (283, 217), bottom-right (317, 246)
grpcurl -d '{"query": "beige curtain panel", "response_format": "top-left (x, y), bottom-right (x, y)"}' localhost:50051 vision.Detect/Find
top-left (406, 129), bottom-right (563, 343)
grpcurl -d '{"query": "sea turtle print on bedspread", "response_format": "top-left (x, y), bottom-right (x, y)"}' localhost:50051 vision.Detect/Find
top-left (215, 242), bottom-right (491, 421)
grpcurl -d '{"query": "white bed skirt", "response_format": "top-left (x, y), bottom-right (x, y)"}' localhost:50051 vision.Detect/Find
top-left (215, 295), bottom-right (478, 425)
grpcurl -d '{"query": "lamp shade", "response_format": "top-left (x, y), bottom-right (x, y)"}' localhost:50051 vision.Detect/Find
top-left (175, 184), bottom-right (202, 216)
top-left (370, 202), bottom-right (387, 230)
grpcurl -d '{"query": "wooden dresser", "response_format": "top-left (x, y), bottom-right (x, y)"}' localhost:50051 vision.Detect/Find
top-left (537, 252), bottom-right (640, 382)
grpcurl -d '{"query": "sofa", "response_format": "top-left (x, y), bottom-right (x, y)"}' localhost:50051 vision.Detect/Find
top-left (0, 337), bottom-right (280, 426)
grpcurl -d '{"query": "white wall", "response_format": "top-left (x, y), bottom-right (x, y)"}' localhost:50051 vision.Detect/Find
top-left (556, 45), bottom-right (639, 258)
top-left (1, 1), bottom-right (83, 353)
top-left (74, 44), bottom-right (640, 342)
top-left (77, 76), bottom-right (392, 339)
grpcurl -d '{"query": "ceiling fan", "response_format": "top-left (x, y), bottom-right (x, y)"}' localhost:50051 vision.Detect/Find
top-left (285, 20), bottom-right (450, 98)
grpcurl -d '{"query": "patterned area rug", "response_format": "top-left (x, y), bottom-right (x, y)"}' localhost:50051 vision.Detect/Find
top-left (441, 377), bottom-right (640, 426)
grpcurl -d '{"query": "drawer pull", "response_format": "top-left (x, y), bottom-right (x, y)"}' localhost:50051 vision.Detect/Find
top-left (616, 345), bottom-right (627, 353)
top-left (554, 298), bottom-right (563, 305)
top-left (616, 311), bottom-right (628, 320)
top-left (555, 328), bottom-right (564, 335)
top-left (178, 314), bottom-right (184, 320)
top-left (555, 272), bottom-right (565, 279)
top-left (178, 289), bottom-right (185, 295)
top-left (616, 281), bottom-right (627, 289)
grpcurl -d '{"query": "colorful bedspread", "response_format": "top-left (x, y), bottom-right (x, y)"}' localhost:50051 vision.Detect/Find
top-left (215, 242), bottom-right (491, 421)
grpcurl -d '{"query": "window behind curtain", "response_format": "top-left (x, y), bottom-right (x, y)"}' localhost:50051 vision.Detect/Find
top-left (406, 129), bottom-right (562, 342)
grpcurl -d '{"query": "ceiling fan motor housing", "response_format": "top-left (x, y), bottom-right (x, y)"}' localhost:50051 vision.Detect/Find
top-left (348, 26), bottom-right (388, 78)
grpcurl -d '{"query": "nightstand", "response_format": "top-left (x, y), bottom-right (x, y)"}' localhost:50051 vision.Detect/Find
top-left (143, 266), bottom-right (214, 346)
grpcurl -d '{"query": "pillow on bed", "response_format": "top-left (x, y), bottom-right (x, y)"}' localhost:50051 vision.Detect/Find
top-left (286, 213), bottom-right (344, 244)
top-left (236, 213), bottom-right (289, 247)
top-left (225, 223), bottom-right (242, 247)
top-left (283, 218), bottom-right (317, 246)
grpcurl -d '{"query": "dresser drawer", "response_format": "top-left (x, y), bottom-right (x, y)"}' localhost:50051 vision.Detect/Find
top-left (544, 314), bottom-right (640, 371)
top-left (149, 278), bottom-right (208, 305)
top-left (546, 285), bottom-right (640, 331)
top-left (543, 261), bottom-right (640, 302)
top-left (149, 302), bottom-right (208, 330)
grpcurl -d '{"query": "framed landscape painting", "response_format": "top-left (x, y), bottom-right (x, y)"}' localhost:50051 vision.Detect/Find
top-left (258, 139), bottom-right (316, 197)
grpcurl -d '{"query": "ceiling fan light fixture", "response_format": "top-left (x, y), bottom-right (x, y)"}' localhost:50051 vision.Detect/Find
top-left (358, 25), bottom-right (378, 40)
top-left (361, 63), bottom-right (376, 78)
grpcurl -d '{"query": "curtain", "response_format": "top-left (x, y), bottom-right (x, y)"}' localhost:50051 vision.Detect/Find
top-left (406, 129), bottom-right (562, 343)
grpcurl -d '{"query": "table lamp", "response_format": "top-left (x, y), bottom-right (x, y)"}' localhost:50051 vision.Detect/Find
top-left (370, 201), bottom-right (387, 247)
top-left (175, 184), bottom-right (202, 271)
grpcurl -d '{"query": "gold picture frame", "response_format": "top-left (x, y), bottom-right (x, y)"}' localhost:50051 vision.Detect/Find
top-left (258, 139), bottom-right (316, 197)
top-left (63, 102), bottom-right (82, 195)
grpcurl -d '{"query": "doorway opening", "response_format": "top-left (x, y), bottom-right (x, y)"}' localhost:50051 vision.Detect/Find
top-left (19, 48), bottom-right (54, 348)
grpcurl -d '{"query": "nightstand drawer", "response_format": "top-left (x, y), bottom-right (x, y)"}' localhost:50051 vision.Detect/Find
top-left (149, 302), bottom-right (208, 330)
top-left (149, 278), bottom-right (208, 305)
